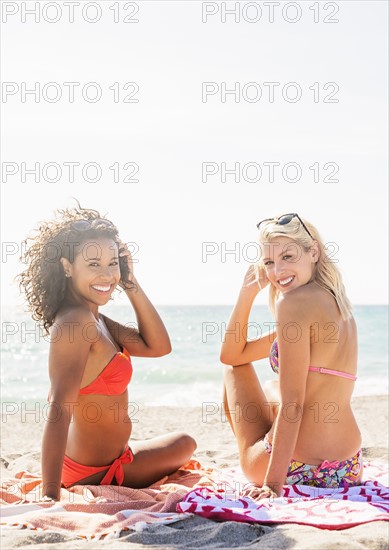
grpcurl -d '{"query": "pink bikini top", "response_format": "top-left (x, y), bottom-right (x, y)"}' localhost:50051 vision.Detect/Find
top-left (269, 339), bottom-right (357, 381)
top-left (79, 347), bottom-right (133, 395)
top-left (48, 347), bottom-right (133, 400)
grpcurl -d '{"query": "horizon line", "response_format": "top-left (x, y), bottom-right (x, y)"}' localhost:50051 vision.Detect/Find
top-left (2, 303), bottom-right (388, 308)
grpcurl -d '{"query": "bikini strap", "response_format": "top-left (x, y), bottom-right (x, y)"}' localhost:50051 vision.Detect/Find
top-left (309, 366), bottom-right (357, 381)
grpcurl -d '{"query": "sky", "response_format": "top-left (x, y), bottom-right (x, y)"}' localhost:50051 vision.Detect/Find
top-left (1, 0), bottom-right (388, 306)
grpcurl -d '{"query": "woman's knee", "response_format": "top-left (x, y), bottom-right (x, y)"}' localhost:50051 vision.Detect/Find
top-left (239, 448), bottom-right (268, 485)
top-left (223, 362), bottom-right (254, 380)
top-left (184, 433), bottom-right (197, 454)
top-left (172, 432), bottom-right (197, 455)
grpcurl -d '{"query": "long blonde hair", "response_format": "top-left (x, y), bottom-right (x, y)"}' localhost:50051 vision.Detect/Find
top-left (257, 215), bottom-right (352, 320)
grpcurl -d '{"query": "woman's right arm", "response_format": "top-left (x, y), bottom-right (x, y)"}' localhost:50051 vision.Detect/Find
top-left (220, 265), bottom-right (275, 366)
top-left (41, 309), bottom-right (93, 500)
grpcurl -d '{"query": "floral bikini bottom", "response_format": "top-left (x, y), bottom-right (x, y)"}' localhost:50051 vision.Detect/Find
top-left (264, 435), bottom-right (363, 488)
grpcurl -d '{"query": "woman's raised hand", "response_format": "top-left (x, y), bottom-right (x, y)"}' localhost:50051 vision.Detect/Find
top-left (117, 239), bottom-right (134, 289)
top-left (243, 264), bottom-right (270, 293)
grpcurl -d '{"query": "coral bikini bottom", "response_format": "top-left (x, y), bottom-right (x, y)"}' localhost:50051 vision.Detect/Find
top-left (61, 445), bottom-right (134, 488)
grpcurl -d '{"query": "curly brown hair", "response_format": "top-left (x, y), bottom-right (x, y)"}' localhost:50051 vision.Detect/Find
top-left (17, 202), bottom-right (135, 334)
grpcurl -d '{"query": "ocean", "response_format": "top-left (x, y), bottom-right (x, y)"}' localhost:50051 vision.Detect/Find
top-left (1, 305), bottom-right (388, 407)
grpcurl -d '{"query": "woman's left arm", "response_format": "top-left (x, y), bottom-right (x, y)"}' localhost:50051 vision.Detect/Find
top-left (262, 295), bottom-right (311, 496)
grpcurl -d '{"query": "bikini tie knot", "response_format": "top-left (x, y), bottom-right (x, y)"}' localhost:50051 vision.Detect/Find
top-left (100, 446), bottom-right (133, 486)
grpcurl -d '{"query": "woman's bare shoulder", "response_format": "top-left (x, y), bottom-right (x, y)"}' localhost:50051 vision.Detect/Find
top-left (49, 307), bottom-right (95, 359)
top-left (276, 282), bottom-right (333, 319)
top-left (50, 306), bottom-right (97, 338)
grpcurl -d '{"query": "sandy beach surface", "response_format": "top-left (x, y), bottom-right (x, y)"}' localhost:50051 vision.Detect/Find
top-left (1, 395), bottom-right (388, 549)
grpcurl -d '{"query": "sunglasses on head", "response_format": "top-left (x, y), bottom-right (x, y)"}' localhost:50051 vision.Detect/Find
top-left (256, 213), bottom-right (313, 240)
top-left (70, 219), bottom-right (114, 232)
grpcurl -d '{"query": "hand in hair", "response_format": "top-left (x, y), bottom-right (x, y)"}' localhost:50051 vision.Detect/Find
top-left (117, 239), bottom-right (135, 289)
top-left (243, 264), bottom-right (269, 292)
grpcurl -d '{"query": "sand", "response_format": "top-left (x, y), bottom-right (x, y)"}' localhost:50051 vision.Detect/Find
top-left (1, 395), bottom-right (388, 549)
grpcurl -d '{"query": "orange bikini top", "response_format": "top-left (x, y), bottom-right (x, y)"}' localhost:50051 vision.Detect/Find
top-left (47, 347), bottom-right (133, 400)
top-left (79, 347), bottom-right (133, 395)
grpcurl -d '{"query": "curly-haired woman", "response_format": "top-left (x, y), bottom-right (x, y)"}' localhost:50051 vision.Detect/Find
top-left (18, 204), bottom-right (196, 501)
top-left (221, 213), bottom-right (362, 499)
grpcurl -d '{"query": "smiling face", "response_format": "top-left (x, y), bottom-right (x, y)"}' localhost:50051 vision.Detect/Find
top-left (61, 237), bottom-right (121, 311)
top-left (261, 236), bottom-right (319, 294)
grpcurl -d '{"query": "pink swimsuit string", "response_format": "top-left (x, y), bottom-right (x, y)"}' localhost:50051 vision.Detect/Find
top-left (308, 366), bottom-right (357, 381)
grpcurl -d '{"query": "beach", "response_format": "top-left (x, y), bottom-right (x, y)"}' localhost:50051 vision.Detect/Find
top-left (1, 394), bottom-right (388, 549)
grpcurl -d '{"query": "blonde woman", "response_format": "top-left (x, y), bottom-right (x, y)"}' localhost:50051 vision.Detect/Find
top-left (221, 213), bottom-right (362, 499)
